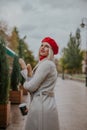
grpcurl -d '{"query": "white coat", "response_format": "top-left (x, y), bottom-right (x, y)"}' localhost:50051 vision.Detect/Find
top-left (21, 58), bottom-right (60, 130)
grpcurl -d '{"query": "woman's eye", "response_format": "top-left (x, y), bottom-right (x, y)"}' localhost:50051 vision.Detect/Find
top-left (41, 44), bottom-right (43, 47)
top-left (40, 44), bottom-right (50, 48)
top-left (45, 45), bottom-right (50, 48)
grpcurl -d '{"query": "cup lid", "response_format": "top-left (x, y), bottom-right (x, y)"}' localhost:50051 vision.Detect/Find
top-left (19, 103), bottom-right (27, 108)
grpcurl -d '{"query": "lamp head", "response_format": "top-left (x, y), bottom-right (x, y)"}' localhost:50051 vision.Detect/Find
top-left (80, 22), bottom-right (85, 28)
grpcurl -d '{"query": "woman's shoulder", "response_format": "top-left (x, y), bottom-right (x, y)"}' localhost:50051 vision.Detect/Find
top-left (40, 59), bottom-right (55, 68)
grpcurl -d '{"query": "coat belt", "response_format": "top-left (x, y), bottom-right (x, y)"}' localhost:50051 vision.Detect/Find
top-left (35, 91), bottom-right (54, 97)
top-left (42, 91), bottom-right (54, 97)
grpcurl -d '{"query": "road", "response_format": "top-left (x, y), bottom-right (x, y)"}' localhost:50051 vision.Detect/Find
top-left (55, 77), bottom-right (87, 130)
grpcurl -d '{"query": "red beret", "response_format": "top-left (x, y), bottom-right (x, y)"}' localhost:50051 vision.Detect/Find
top-left (41, 37), bottom-right (59, 55)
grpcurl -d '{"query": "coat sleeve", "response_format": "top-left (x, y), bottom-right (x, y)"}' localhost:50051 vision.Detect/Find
top-left (23, 61), bottom-right (51, 92)
top-left (20, 69), bottom-right (32, 81)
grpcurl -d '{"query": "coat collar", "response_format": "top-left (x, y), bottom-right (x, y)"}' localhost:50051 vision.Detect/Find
top-left (33, 58), bottom-right (48, 73)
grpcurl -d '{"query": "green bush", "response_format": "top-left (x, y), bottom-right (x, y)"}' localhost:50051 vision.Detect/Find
top-left (10, 56), bottom-right (21, 91)
top-left (0, 36), bottom-right (9, 104)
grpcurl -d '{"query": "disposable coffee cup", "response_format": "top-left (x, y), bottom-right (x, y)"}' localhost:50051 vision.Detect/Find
top-left (19, 103), bottom-right (28, 116)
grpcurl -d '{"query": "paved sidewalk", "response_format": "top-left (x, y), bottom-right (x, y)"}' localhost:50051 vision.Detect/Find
top-left (55, 77), bottom-right (87, 130)
top-left (6, 95), bottom-right (29, 130)
top-left (1, 77), bottom-right (87, 130)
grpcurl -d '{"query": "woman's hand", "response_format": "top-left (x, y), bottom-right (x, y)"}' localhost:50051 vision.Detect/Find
top-left (27, 64), bottom-right (32, 77)
top-left (19, 58), bottom-right (32, 77)
top-left (19, 58), bottom-right (27, 70)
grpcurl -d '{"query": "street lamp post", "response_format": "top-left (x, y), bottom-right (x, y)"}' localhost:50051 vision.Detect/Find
top-left (80, 17), bottom-right (87, 87)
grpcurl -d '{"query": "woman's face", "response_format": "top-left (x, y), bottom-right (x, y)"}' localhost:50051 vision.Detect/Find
top-left (39, 42), bottom-right (51, 57)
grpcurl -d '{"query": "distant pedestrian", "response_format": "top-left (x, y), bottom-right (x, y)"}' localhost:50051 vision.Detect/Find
top-left (19, 36), bottom-right (60, 130)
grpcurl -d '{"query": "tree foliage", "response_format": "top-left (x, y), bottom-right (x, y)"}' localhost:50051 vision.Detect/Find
top-left (8, 27), bottom-right (19, 53)
top-left (18, 38), bottom-right (37, 68)
top-left (0, 20), bottom-right (9, 42)
top-left (61, 29), bottom-right (83, 74)
top-left (0, 21), bottom-right (37, 68)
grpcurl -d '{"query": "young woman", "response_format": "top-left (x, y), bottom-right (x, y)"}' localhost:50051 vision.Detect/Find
top-left (19, 37), bottom-right (60, 130)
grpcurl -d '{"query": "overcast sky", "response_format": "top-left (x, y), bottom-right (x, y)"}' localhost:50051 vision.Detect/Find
top-left (0, 0), bottom-right (87, 58)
